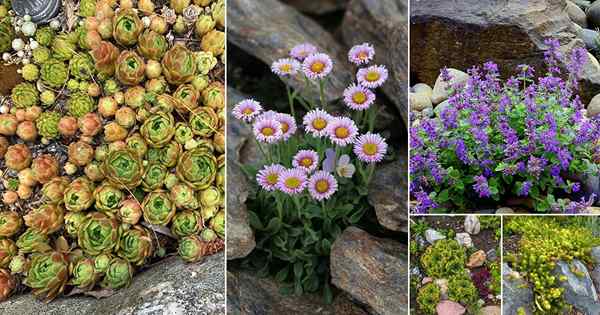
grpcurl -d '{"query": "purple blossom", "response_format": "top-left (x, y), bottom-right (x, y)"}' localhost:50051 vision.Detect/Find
top-left (527, 156), bottom-right (547, 178)
top-left (413, 190), bottom-right (438, 214)
top-left (440, 67), bottom-right (452, 83)
top-left (563, 194), bottom-right (596, 214)
top-left (518, 181), bottom-right (532, 196)
top-left (473, 175), bottom-right (492, 198)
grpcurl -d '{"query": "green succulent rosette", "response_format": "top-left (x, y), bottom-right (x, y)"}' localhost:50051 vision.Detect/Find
top-left (200, 228), bottom-right (218, 243)
top-left (199, 186), bottom-right (221, 208)
top-left (174, 123), bottom-right (193, 144)
top-left (52, 34), bottom-right (76, 61)
top-left (69, 53), bottom-right (95, 80)
top-left (24, 252), bottom-right (69, 302)
top-left (117, 226), bottom-right (153, 266)
top-left (126, 133), bottom-right (148, 157)
top-left (0, 211), bottom-right (22, 237)
top-left (145, 148), bottom-right (161, 164)
top-left (69, 258), bottom-right (98, 290)
top-left (79, 0), bottom-right (96, 17)
top-left (36, 111), bottom-right (61, 139)
top-left (16, 228), bottom-right (51, 254)
top-left (176, 148), bottom-right (217, 190)
top-left (216, 165), bottom-right (225, 188)
top-left (115, 50), bottom-right (145, 86)
top-left (152, 93), bottom-right (178, 113)
top-left (0, 18), bottom-right (14, 53)
top-left (77, 212), bottom-right (120, 256)
top-left (194, 51), bottom-right (217, 75)
top-left (209, 210), bottom-right (224, 239)
top-left (161, 44), bottom-right (197, 85)
top-left (94, 183), bottom-right (125, 213)
top-left (40, 59), bottom-right (69, 88)
top-left (0, 239), bottom-right (17, 268)
top-left (112, 9), bottom-right (143, 46)
top-left (173, 84), bottom-right (199, 113)
top-left (170, 211), bottom-right (201, 238)
top-left (141, 163), bottom-right (167, 191)
top-left (178, 235), bottom-right (206, 263)
top-left (103, 149), bottom-right (144, 189)
top-left (11, 82), bottom-right (39, 108)
top-left (94, 253), bottom-right (113, 273)
top-left (137, 29), bottom-right (168, 60)
top-left (64, 212), bottom-right (87, 238)
top-left (159, 141), bottom-right (181, 168)
top-left (23, 204), bottom-right (64, 235)
top-left (101, 258), bottom-right (133, 289)
top-left (32, 46), bottom-right (51, 64)
top-left (9, 255), bottom-right (29, 274)
top-left (64, 177), bottom-right (95, 212)
top-left (141, 191), bottom-right (176, 226)
top-left (140, 112), bottom-right (175, 148)
top-left (41, 177), bottom-right (70, 204)
top-left (35, 27), bottom-right (55, 47)
top-left (67, 92), bottom-right (95, 118)
top-left (190, 107), bottom-right (218, 137)
top-left (170, 183), bottom-right (199, 210)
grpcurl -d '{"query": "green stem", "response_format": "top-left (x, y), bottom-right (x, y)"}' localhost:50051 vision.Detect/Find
top-left (318, 79), bottom-right (326, 109)
top-left (254, 137), bottom-right (269, 163)
top-left (366, 163), bottom-right (375, 185)
top-left (286, 84), bottom-right (295, 117)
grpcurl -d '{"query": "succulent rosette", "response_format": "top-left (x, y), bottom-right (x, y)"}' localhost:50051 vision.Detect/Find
top-left (200, 30), bottom-right (225, 56)
top-left (0, 268), bottom-right (15, 302)
top-left (0, 18), bottom-right (14, 53)
top-left (141, 191), bottom-right (176, 226)
top-left (68, 258), bottom-right (98, 290)
top-left (118, 198), bottom-right (142, 225)
top-left (31, 154), bottom-right (59, 184)
top-left (36, 111), bottom-right (61, 140)
top-left (202, 82), bottom-right (225, 110)
top-left (199, 186), bottom-right (221, 208)
top-left (112, 9), bottom-right (143, 46)
top-left (94, 183), bottom-right (125, 213)
top-left (173, 84), bottom-right (200, 112)
top-left (137, 29), bottom-right (168, 60)
top-left (162, 44), bottom-right (197, 85)
top-left (77, 212), bottom-right (120, 256)
top-left (69, 53), bottom-right (95, 80)
top-left (176, 147), bottom-right (217, 190)
top-left (35, 27), bottom-right (55, 47)
top-left (140, 112), bottom-right (175, 148)
top-left (174, 122), bottom-right (193, 144)
top-left (9, 255), bottom-right (29, 275)
top-left (0, 239), bottom-right (17, 268)
top-left (4, 143), bottom-right (32, 171)
top-left (64, 177), bottom-right (95, 212)
top-left (194, 51), bottom-right (217, 75)
top-left (11, 82), bottom-right (39, 108)
top-left (190, 107), bottom-right (218, 137)
top-left (0, 211), bottom-right (22, 237)
top-left (141, 163), bottom-right (168, 191)
top-left (67, 93), bottom-right (96, 118)
top-left (159, 141), bottom-right (182, 168)
top-left (103, 149), bottom-right (144, 189)
top-left (170, 210), bottom-right (202, 238)
top-left (117, 226), bottom-right (153, 266)
top-left (24, 252), bottom-right (69, 302)
top-left (79, 0), bottom-right (96, 17)
top-left (41, 177), bottom-right (70, 204)
top-left (115, 50), bottom-right (146, 86)
top-left (16, 229), bottom-right (51, 254)
top-left (94, 253), bottom-right (113, 273)
top-left (170, 183), bottom-right (199, 210)
top-left (64, 212), bottom-right (87, 238)
top-left (209, 210), bottom-right (224, 239)
top-left (152, 93), bottom-right (179, 113)
top-left (23, 204), bottom-right (64, 235)
top-left (100, 258), bottom-right (133, 289)
top-left (126, 133), bottom-right (148, 157)
top-left (91, 41), bottom-right (120, 77)
top-left (40, 59), bottom-right (69, 89)
top-left (178, 235), bottom-right (206, 263)
top-left (51, 34), bottom-right (76, 61)
top-left (68, 140), bottom-right (95, 166)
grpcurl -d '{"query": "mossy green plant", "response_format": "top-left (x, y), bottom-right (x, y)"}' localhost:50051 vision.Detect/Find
top-left (41, 59), bottom-right (69, 88)
top-left (420, 239), bottom-right (466, 278)
top-left (35, 27), bottom-right (55, 47)
top-left (67, 92), bottom-right (95, 118)
top-left (417, 283), bottom-right (440, 315)
top-left (36, 111), bottom-right (61, 139)
top-left (11, 82), bottom-right (39, 108)
top-left (447, 273), bottom-right (479, 308)
top-left (0, 17), bottom-right (14, 53)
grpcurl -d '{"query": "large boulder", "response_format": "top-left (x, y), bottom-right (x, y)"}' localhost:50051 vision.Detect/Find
top-left (552, 260), bottom-right (600, 315)
top-left (410, 0), bottom-right (600, 103)
top-left (502, 263), bottom-right (534, 315)
top-left (0, 254), bottom-right (225, 315)
top-left (341, 0), bottom-right (409, 125)
top-left (368, 153), bottom-right (408, 232)
top-left (330, 227), bottom-right (408, 315)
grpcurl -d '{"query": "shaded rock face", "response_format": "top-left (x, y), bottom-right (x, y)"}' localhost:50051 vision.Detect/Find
top-left (228, 0), bottom-right (353, 103)
top-left (281, 0), bottom-right (349, 14)
top-left (502, 263), bottom-right (534, 315)
top-left (410, 0), bottom-right (600, 102)
top-left (342, 0), bottom-right (409, 125)
top-left (552, 260), bottom-right (600, 315)
top-left (330, 227), bottom-right (408, 315)
top-left (368, 153), bottom-right (408, 232)
top-left (0, 254), bottom-right (225, 315)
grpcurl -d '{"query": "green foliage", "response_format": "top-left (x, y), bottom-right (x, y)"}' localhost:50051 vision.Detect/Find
top-left (488, 261), bottom-right (501, 296)
top-left (417, 283), bottom-right (440, 315)
top-left (411, 219), bottom-right (429, 237)
top-left (420, 239), bottom-right (466, 278)
top-left (448, 273), bottom-right (479, 308)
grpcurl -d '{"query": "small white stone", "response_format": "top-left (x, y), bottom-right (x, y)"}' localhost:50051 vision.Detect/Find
top-left (13, 25), bottom-right (19, 33)
top-left (11, 38), bottom-right (24, 51)
top-left (2, 53), bottom-right (10, 61)
top-left (16, 69), bottom-right (21, 73)
top-left (29, 40), bottom-right (38, 50)
top-left (21, 21), bottom-right (36, 37)
top-left (142, 16), bottom-right (151, 28)
top-left (50, 20), bottom-right (61, 30)
top-left (23, 15), bottom-right (31, 22)
top-left (22, 58), bottom-right (30, 65)
top-left (0, 105), bottom-right (9, 114)
top-left (16, 50), bottom-right (24, 58)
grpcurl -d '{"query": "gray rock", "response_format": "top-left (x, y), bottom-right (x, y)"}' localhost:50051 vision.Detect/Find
top-left (588, 0), bottom-right (600, 27)
top-left (591, 246), bottom-right (600, 264)
top-left (455, 232), bottom-right (473, 248)
top-left (552, 260), bottom-right (600, 315)
top-left (410, 92), bottom-right (432, 111)
top-left (0, 254), bottom-right (225, 315)
top-left (431, 69), bottom-right (469, 104)
top-left (588, 93), bottom-right (600, 117)
top-left (581, 173), bottom-right (600, 206)
top-left (479, 305), bottom-right (501, 315)
top-left (433, 100), bottom-right (450, 118)
top-left (567, 0), bottom-right (588, 28)
top-left (486, 248), bottom-right (498, 262)
top-left (495, 207), bottom-right (514, 214)
top-left (281, 0), bottom-right (349, 14)
top-left (592, 266), bottom-right (600, 297)
top-left (330, 227), bottom-right (408, 315)
top-left (425, 228), bottom-right (446, 244)
top-left (12, 0), bottom-right (61, 23)
top-left (412, 83), bottom-right (433, 98)
top-left (502, 263), bottom-right (534, 315)
top-left (576, 28), bottom-right (599, 51)
top-left (368, 155), bottom-right (408, 232)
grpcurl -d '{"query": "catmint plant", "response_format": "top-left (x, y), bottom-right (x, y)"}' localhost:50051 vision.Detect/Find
top-left (410, 39), bottom-right (600, 213)
top-left (233, 42), bottom-right (389, 301)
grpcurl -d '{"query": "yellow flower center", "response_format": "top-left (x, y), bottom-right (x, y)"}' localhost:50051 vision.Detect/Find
top-left (300, 158), bottom-right (313, 167)
top-left (311, 61), bottom-right (325, 74)
top-left (242, 108), bottom-right (253, 115)
top-left (363, 143), bottom-right (378, 155)
top-left (266, 173), bottom-right (278, 185)
top-left (280, 122), bottom-right (289, 133)
top-left (335, 127), bottom-right (349, 139)
top-left (352, 92), bottom-right (367, 104)
top-left (285, 177), bottom-right (301, 189)
top-left (366, 71), bottom-right (380, 82)
top-left (315, 179), bottom-right (329, 193)
top-left (358, 51), bottom-right (368, 60)
top-left (312, 118), bottom-right (327, 130)
top-left (261, 127), bottom-right (274, 136)
top-left (279, 64), bottom-right (292, 73)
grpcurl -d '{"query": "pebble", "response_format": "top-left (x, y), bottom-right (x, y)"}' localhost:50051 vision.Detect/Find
top-left (436, 300), bottom-right (466, 315)
top-left (431, 68), bottom-right (469, 104)
top-left (455, 232), bottom-right (473, 248)
top-left (425, 228), bottom-right (446, 244)
top-left (496, 207), bottom-right (514, 214)
top-left (464, 215), bottom-right (481, 235)
top-left (466, 250), bottom-right (487, 268)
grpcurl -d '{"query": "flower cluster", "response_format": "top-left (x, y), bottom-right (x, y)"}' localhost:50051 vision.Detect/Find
top-left (410, 39), bottom-right (600, 213)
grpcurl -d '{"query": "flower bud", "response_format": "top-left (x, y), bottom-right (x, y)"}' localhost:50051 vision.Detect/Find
top-left (31, 154), bottom-right (59, 184)
top-left (58, 116), bottom-right (78, 137)
top-left (5, 144), bottom-right (32, 171)
top-left (16, 121), bottom-right (37, 141)
top-left (104, 122), bottom-right (128, 142)
top-left (68, 141), bottom-right (95, 166)
top-left (78, 113), bottom-right (103, 137)
top-left (98, 96), bottom-right (118, 117)
top-left (0, 114), bottom-right (18, 136)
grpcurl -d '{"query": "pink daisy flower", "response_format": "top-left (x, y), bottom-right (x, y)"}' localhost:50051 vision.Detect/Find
top-left (256, 164), bottom-right (286, 191)
top-left (308, 171), bottom-right (338, 201)
top-left (348, 43), bottom-right (375, 65)
top-left (343, 84), bottom-right (376, 110)
top-left (290, 43), bottom-right (318, 61)
top-left (232, 99), bottom-right (263, 122)
top-left (277, 168), bottom-right (307, 195)
top-left (274, 113), bottom-right (297, 140)
top-left (357, 65), bottom-right (388, 89)
top-left (292, 150), bottom-right (319, 173)
top-left (302, 109), bottom-right (333, 137)
top-left (302, 53), bottom-right (333, 80)
top-left (353, 132), bottom-right (388, 163)
top-left (253, 118), bottom-right (283, 143)
top-left (271, 58), bottom-right (301, 76)
top-left (327, 117), bottom-right (358, 147)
